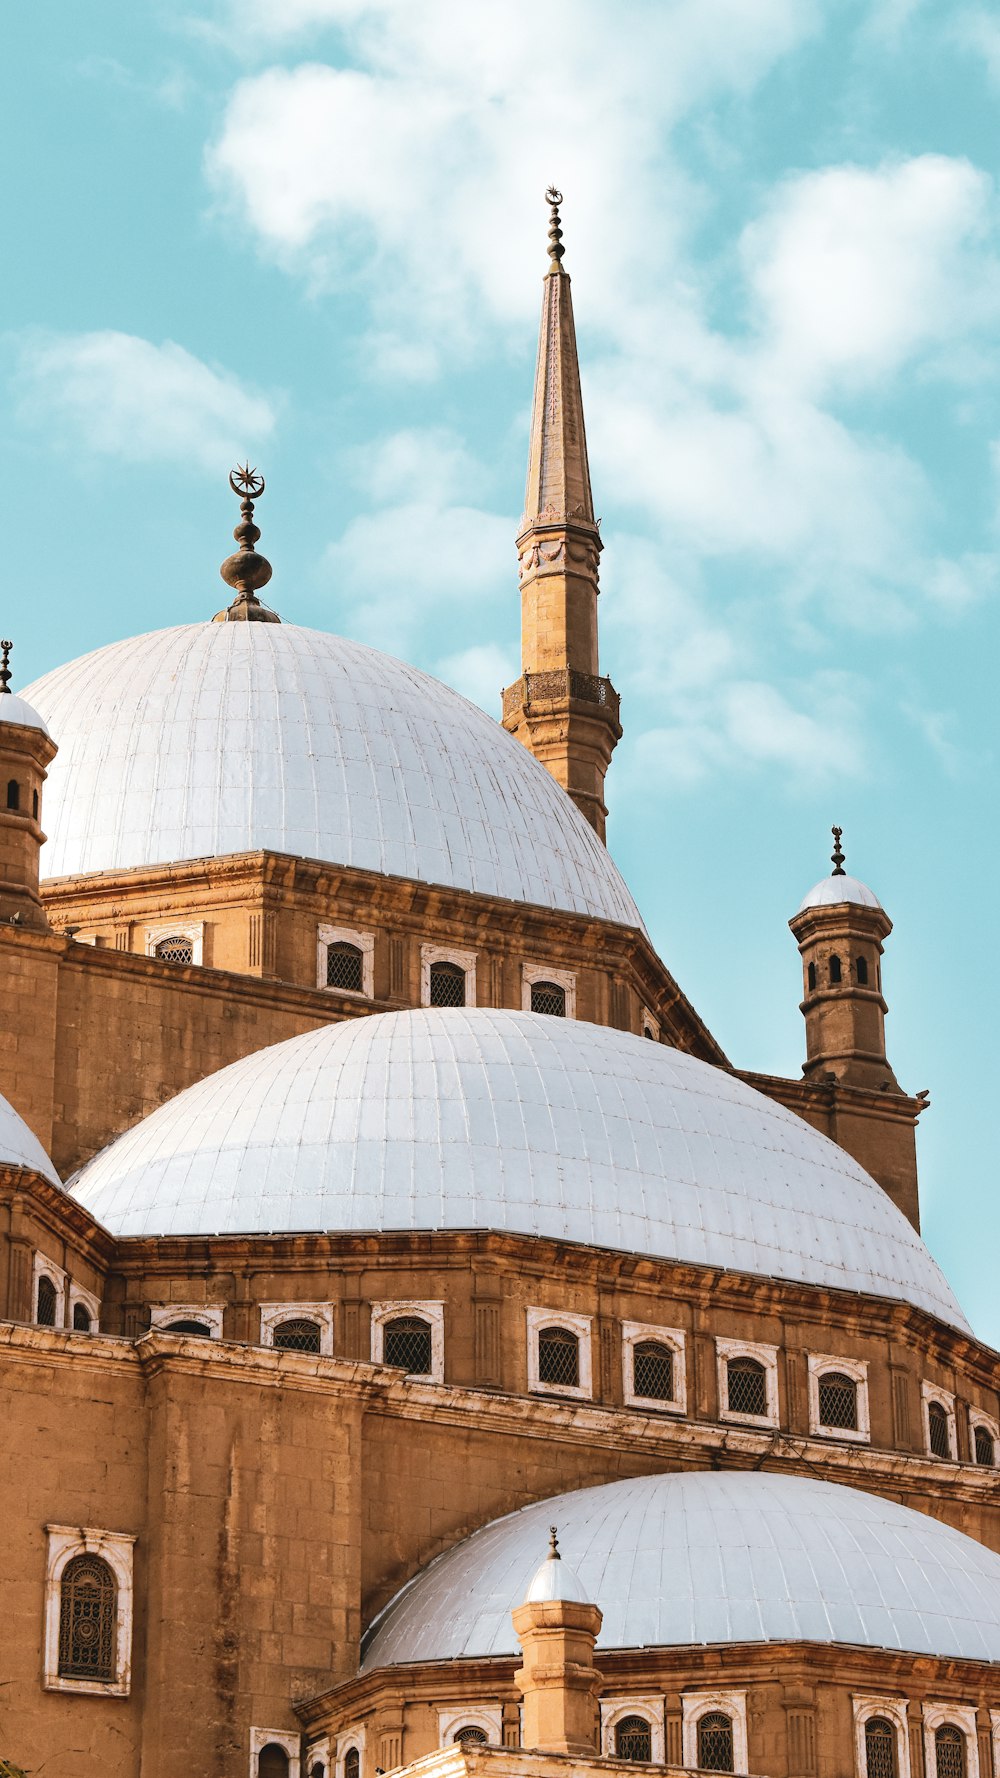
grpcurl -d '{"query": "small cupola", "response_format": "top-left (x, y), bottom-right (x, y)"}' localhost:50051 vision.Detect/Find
top-left (511, 1528), bottom-right (603, 1756)
top-left (0, 640), bottom-right (57, 930)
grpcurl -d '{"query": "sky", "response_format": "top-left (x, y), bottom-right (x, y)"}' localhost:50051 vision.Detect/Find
top-left (2, 0), bottom-right (999, 1338)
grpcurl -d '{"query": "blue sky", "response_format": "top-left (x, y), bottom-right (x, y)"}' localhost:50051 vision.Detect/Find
top-left (3, 1), bottom-right (999, 1338)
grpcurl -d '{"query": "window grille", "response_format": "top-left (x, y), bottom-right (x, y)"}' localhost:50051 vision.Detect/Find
top-left (615, 1716), bottom-right (653, 1762)
top-left (829, 954), bottom-right (842, 984)
top-left (57, 1553), bottom-right (116, 1682)
top-left (633, 1340), bottom-right (674, 1402)
top-left (327, 941), bottom-right (364, 992)
top-left (383, 1316), bottom-right (433, 1374)
top-left (163, 1318), bottom-right (212, 1337)
top-left (856, 955), bottom-right (869, 985)
top-left (928, 1399), bottom-right (951, 1458)
top-left (258, 1747), bottom-right (290, 1778)
top-left (935, 1727), bottom-right (966, 1778)
top-left (454, 1728), bottom-right (489, 1746)
top-left (865, 1719), bottom-right (898, 1778)
top-left (537, 1326), bottom-right (580, 1388)
top-left (975, 1424), bottom-right (996, 1466)
top-left (72, 1301), bottom-right (92, 1332)
top-left (344, 1747), bottom-right (360, 1778)
top-left (726, 1355), bottom-right (767, 1417)
top-left (530, 980), bottom-right (566, 1017)
top-left (6, 778), bottom-right (19, 811)
top-left (817, 1371), bottom-right (858, 1430)
top-left (154, 935), bottom-right (194, 965)
top-left (697, 1712), bottom-right (734, 1773)
top-left (429, 961), bottom-right (466, 1007)
top-left (273, 1318), bottom-right (323, 1354)
top-left (36, 1275), bottom-right (57, 1326)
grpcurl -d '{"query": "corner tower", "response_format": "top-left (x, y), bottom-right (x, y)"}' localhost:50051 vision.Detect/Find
top-left (502, 190), bottom-right (621, 842)
top-left (0, 642), bottom-right (56, 931)
top-left (789, 829), bottom-right (898, 1093)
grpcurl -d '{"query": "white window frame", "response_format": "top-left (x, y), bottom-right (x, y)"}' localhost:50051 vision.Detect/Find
top-left (922, 1381), bottom-right (957, 1460)
top-left (621, 1321), bottom-right (687, 1415)
top-left (145, 920), bottom-right (204, 967)
top-left (990, 1712), bottom-right (1000, 1778)
top-left (601, 1696), bottom-right (665, 1763)
top-left (968, 1406), bottom-right (999, 1467)
top-left (68, 1282), bottom-right (101, 1333)
top-left (526, 1306), bottom-right (593, 1401)
top-left (371, 1299), bottom-right (445, 1382)
top-left (305, 1736), bottom-right (331, 1778)
top-left (923, 1704), bottom-right (980, 1778)
top-left (716, 1337), bottom-right (780, 1429)
top-left (43, 1525), bottom-right (136, 1696)
top-left (317, 924), bottom-right (374, 998)
top-left (149, 1303), bottom-right (224, 1339)
top-left (250, 1728), bottom-right (301, 1778)
top-left (438, 1707), bottom-right (503, 1748)
top-left (259, 1302), bottom-right (335, 1356)
top-left (807, 1354), bottom-right (871, 1444)
top-left (852, 1697), bottom-right (912, 1778)
top-left (640, 1009), bottom-right (659, 1041)
top-left (682, 1689), bottom-right (748, 1775)
top-left (521, 962), bottom-right (577, 1020)
top-left (335, 1726), bottom-right (367, 1778)
top-left (421, 944), bottom-right (477, 1008)
top-left (33, 1253), bottom-right (67, 1329)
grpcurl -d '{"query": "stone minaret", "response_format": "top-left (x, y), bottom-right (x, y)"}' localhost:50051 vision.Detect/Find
top-left (512, 1527), bottom-right (603, 1755)
top-left (502, 190), bottom-right (621, 842)
top-left (0, 641), bottom-right (57, 931)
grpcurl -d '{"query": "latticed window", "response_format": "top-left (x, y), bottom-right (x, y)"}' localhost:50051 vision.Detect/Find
top-left (36, 1274), bottom-right (57, 1326)
top-left (615, 1716), bottom-right (653, 1762)
top-left (454, 1728), bottom-right (489, 1746)
top-left (697, 1712), bottom-right (734, 1773)
top-left (530, 980), bottom-right (566, 1017)
top-left (327, 941), bottom-right (364, 992)
top-left (633, 1341), bottom-right (674, 1402)
top-left (383, 1316), bottom-right (432, 1374)
top-left (537, 1326), bottom-right (580, 1388)
top-left (865, 1718), bottom-right (898, 1778)
top-left (817, 1371), bottom-right (858, 1430)
top-left (57, 1554), bottom-right (116, 1682)
top-left (72, 1301), bottom-right (92, 1332)
top-left (726, 1356), bottom-right (767, 1417)
top-left (429, 961), bottom-right (466, 1007)
top-left (154, 935), bottom-right (194, 965)
top-left (344, 1746), bottom-right (360, 1778)
top-left (928, 1399), bottom-right (951, 1458)
top-left (273, 1318), bottom-right (323, 1354)
top-left (975, 1424), bottom-right (996, 1466)
top-left (163, 1318), bottom-right (212, 1337)
top-left (935, 1727), bottom-right (966, 1778)
top-left (258, 1747), bottom-right (290, 1778)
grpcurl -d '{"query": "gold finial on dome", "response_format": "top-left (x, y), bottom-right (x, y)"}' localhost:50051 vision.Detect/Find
top-left (545, 186), bottom-right (565, 271)
top-left (0, 640), bottom-right (11, 695)
top-left (831, 825), bottom-right (846, 876)
top-left (213, 462), bottom-right (281, 624)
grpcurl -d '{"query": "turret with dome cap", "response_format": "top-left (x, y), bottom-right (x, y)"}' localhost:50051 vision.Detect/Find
top-left (512, 1527), bottom-right (603, 1755)
top-left (0, 640), bottom-right (57, 930)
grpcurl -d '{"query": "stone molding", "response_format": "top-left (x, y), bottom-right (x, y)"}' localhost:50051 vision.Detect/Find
top-left (526, 1305), bottom-right (593, 1401)
top-left (922, 1702), bottom-right (980, 1778)
top-left (438, 1707), bottom-right (504, 1748)
top-left (681, 1689), bottom-right (748, 1775)
top-left (260, 1300), bottom-right (336, 1355)
top-left (716, 1337), bottom-right (780, 1429)
top-left (620, 1321), bottom-right (687, 1416)
top-left (851, 1695), bottom-right (912, 1778)
top-left (921, 1380), bottom-right (958, 1461)
top-left (250, 1727), bottom-right (301, 1778)
top-left (372, 1299), bottom-right (446, 1382)
top-left (806, 1353), bottom-right (871, 1444)
top-left (43, 1523), bottom-right (136, 1697)
top-left (317, 923), bottom-right (375, 998)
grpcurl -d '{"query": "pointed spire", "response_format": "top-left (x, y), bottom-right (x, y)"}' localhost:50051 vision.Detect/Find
top-left (522, 189), bottom-right (596, 534)
top-left (831, 826), bottom-right (846, 876)
top-left (0, 641), bottom-right (11, 695)
top-left (214, 464), bottom-right (281, 624)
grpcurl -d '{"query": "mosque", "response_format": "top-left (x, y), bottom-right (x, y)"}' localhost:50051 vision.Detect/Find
top-left (1, 193), bottom-right (998, 1778)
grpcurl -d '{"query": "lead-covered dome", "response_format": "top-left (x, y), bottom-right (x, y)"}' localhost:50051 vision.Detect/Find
top-left (799, 872), bottom-right (882, 912)
top-left (23, 622), bottom-right (642, 928)
top-left (69, 1008), bottom-right (967, 1331)
top-left (361, 1471), bottom-right (1000, 1667)
top-left (0, 1090), bottom-right (59, 1185)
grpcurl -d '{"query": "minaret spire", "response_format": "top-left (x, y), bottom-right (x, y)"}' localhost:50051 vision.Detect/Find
top-left (502, 189), bottom-right (621, 843)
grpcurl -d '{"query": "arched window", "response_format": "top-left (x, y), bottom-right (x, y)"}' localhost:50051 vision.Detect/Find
top-left (935, 1727), bottom-right (966, 1778)
top-left (383, 1315), bottom-right (432, 1374)
top-left (327, 941), bottom-right (363, 992)
top-left (807, 961), bottom-right (817, 991)
top-left (726, 1355), bottom-right (767, 1417)
top-left (454, 1728), bottom-right (489, 1746)
top-left (633, 1340), bottom-right (674, 1402)
top-left (58, 1553), bottom-right (116, 1682)
top-left (258, 1747), bottom-right (290, 1778)
top-left (36, 1274), bottom-right (58, 1326)
top-left (697, 1712), bottom-right (734, 1774)
top-left (865, 1719), bottom-right (898, 1778)
top-left (72, 1301), bottom-right (93, 1332)
top-left (530, 980), bottom-right (566, 1017)
top-left (818, 1371), bottom-right (858, 1431)
top-left (537, 1325), bottom-right (580, 1388)
top-left (6, 778), bottom-right (19, 812)
top-left (429, 960), bottom-right (466, 1007)
top-left (856, 955), bottom-right (869, 985)
top-left (154, 935), bottom-right (194, 965)
top-left (643, 1027), bottom-right (657, 1040)
top-left (928, 1399), bottom-right (951, 1458)
top-left (974, 1424), bottom-right (996, 1466)
top-left (344, 1747), bottom-right (360, 1778)
top-left (163, 1318), bottom-right (212, 1337)
top-left (310, 1765), bottom-right (326, 1778)
top-left (32, 788), bottom-right (39, 819)
top-left (615, 1716), bottom-right (653, 1762)
top-left (829, 954), bottom-right (842, 984)
top-left (272, 1318), bottom-right (323, 1354)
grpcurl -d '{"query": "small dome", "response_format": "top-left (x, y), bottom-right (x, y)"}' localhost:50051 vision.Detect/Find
top-left (0, 692), bottom-right (49, 736)
top-left (361, 1471), bottom-right (1000, 1668)
top-left (0, 1090), bottom-right (59, 1184)
top-left (798, 873), bottom-right (882, 913)
top-left (523, 1535), bottom-right (590, 1606)
top-left (69, 1007), bottom-right (968, 1332)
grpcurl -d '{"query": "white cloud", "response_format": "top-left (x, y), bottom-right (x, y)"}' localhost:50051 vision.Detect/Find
top-left (14, 331), bottom-right (276, 472)
top-left (632, 673), bottom-right (868, 791)
top-left (436, 643), bottom-right (518, 714)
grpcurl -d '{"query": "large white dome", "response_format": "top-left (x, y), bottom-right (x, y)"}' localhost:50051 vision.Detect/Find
top-left (69, 1008), bottom-right (967, 1331)
top-left (23, 622), bottom-right (642, 928)
top-left (361, 1471), bottom-right (1000, 1667)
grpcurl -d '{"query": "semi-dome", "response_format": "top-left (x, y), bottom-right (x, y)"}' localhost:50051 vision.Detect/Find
top-left (360, 1470), bottom-right (1000, 1668)
top-left (799, 873), bottom-right (882, 913)
top-left (0, 691), bottom-right (49, 735)
top-left (69, 1007), bottom-right (968, 1331)
top-left (0, 1090), bottom-right (59, 1185)
top-left (22, 622), bottom-right (642, 928)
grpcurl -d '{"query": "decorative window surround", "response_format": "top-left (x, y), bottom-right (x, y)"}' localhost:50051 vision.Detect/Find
top-left (149, 1303), bottom-right (224, 1339)
top-left (44, 1525), bottom-right (136, 1696)
top-left (921, 1381), bottom-right (958, 1460)
top-left (438, 1707), bottom-right (503, 1747)
top-left (336, 1726), bottom-right (367, 1778)
top-left (923, 1703), bottom-right (979, 1778)
top-left (521, 962), bottom-right (577, 1019)
top-left (682, 1690), bottom-right (748, 1775)
top-left (640, 1009), bottom-right (659, 1040)
top-left (601, 1696), bottom-right (665, 1763)
top-left (852, 1696), bottom-right (912, 1778)
top-left (716, 1337), bottom-right (780, 1429)
top-left (33, 1253), bottom-right (67, 1328)
top-left (968, 1406), bottom-right (999, 1465)
top-left (421, 945), bottom-right (477, 1008)
top-left (371, 1300), bottom-right (445, 1382)
top-left (250, 1728), bottom-right (301, 1778)
top-left (621, 1320), bottom-right (687, 1415)
top-left (526, 1306), bottom-right (593, 1401)
top-left (807, 1353), bottom-right (871, 1444)
top-left (317, 924), bottom-right (374, 998)
top-left (990, 1712), bottom-right (1000, 1778)
top-left (68, 1282), bottom-right (101, 1331)
top-left (260, 1302), bottom-right (335, 1356)
top-left (305, 1736), bottom-right (331, 1778)
top-left (145, 920), bottom-right (204, 966)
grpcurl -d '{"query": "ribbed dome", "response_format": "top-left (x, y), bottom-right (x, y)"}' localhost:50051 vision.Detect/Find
top-left (798, 873), bottom-right (882, 913)
top-left (0, 1090), bottom-right (59, 1184)
top-left (361, 1471), bottom-right (1000, 1667)
top-left (23, 622), bottom-right (642, 928)
top-left (69, 1008), bottom-right (967, 1331)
